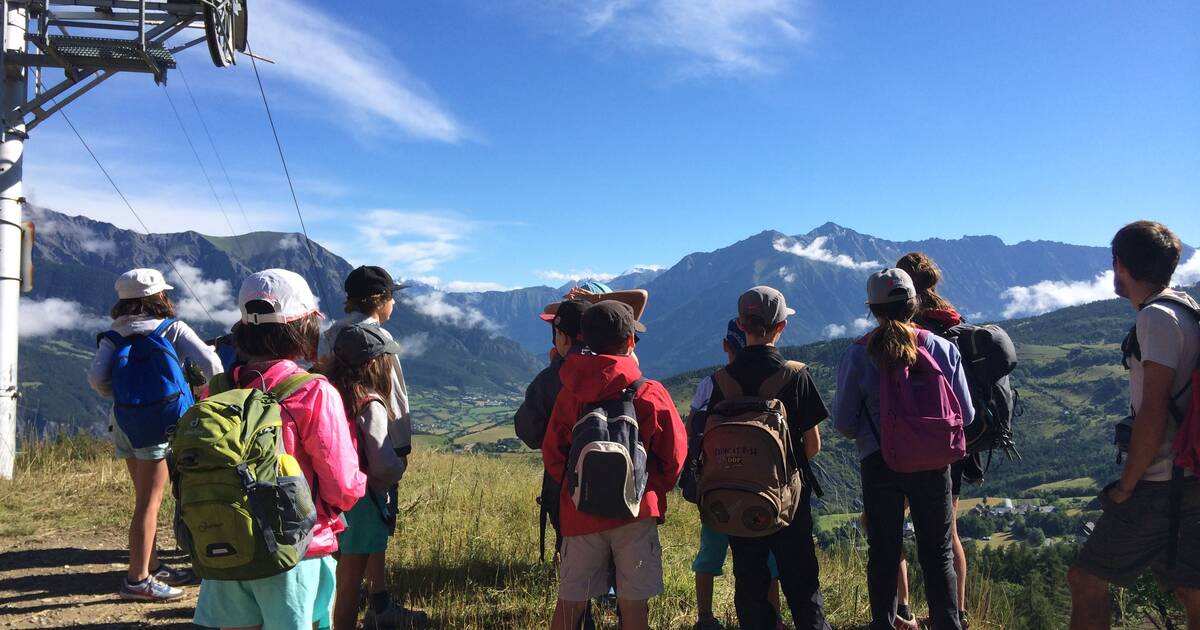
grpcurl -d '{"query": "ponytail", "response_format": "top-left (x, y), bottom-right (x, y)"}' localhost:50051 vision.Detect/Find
top-left (867, 298), bottom-right (919, 368)
top-left (896, 252), bottom-right (954, 313)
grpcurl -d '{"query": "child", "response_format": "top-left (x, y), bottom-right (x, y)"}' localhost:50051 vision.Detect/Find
top-left (542, 301), bottom-right (686, 630)
top-left (833, 269), bottom-right (973, 630)
top-left (87, 268), bottom-right (223, 601)
top-left (322, 323), bottom-right (428, 630)
top-left (192, 269), bottom-right (366, 630)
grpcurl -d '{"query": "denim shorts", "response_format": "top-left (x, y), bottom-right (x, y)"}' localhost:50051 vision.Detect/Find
top-left (194, 555), bottom-right (336, 630)
top-left (111, 423), bottom-right (169, 461)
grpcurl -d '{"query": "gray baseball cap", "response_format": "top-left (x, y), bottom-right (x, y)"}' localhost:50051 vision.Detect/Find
top-left (334, 323), bottom-right (402, 367)
top-left (738, 286), bottom-right (795, 326)
top-left (866, 268), bottom-right (917, 305)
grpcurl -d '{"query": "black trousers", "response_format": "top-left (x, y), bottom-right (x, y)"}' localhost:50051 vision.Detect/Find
top-left (861, 453), bottom-right (961, 630)
top-left (729, 501), bottom-right (831, 630)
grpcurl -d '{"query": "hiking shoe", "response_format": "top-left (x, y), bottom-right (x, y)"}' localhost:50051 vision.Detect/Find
top-left (893, 607), bottom-right (919, 630)
top-left (959, 609), bottom-right (970, 629)
top-left (150, 563), bottom-right (194, 587)
top-left (692, 618), bottom-right (723, 630)
top-left (119, 576), bottom-right (183, 602)
top-left (364, 604), bottom-right (429, 629)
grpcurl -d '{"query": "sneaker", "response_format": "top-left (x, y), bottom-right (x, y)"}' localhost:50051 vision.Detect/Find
top-left (364, 604), bottom-right (429, 629)
top-left (959, 609), bottom-right (970, 629)
top-left (150, 563), bottom-right (194, 587)
top-left (119, 576), bottom-right (183, 602)
top-left (894, 606), bottom-right (919, 630)
top-left (692, 618), bottom-right (723, 630)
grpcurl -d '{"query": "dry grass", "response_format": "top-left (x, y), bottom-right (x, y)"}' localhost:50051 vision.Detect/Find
top-left (1, 437), bottom-right (1014, 629)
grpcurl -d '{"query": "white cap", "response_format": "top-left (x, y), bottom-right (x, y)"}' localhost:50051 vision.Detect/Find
top-left (238, 269), bottom-right (323, 325)
top-left (115, 268), bottom-right (174, 300)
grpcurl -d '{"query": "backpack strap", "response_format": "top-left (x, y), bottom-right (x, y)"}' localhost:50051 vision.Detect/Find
top-left (98, 330), bottom-right (126, 348)
top-left (268, 372), bottom-right (322, 402)
top-left (152, 318), bottom-right (176, 337)
top-left (713, 368), bottom-right (742, 400)
top-left (757, 360), bottom-right (807, 400)
top-left (207, 372), bottom-right (235, 396)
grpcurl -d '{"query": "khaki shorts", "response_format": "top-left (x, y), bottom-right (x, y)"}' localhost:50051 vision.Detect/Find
top-left (1075, 479), bottom-right (1200, 590)
top-left (558, 519), bottom-right (663, 602)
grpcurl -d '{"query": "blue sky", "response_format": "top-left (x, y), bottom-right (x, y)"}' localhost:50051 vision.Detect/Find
top-left (24, 0), bottom-right (1200, 291)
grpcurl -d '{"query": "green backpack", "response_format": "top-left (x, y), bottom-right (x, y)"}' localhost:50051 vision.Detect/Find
top-left (169, 371), bottom-right (319, 581)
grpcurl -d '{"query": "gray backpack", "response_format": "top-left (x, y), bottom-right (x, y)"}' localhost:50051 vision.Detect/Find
top-left (565, 378), bottom-right (648, 519)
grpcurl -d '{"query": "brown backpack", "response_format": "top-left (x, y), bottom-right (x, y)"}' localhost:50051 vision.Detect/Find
top-left (697, 361), bottom-right (805, 538)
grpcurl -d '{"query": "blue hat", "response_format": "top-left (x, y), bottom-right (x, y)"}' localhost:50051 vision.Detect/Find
top-left (725, 318), bottom-right (747, 351)
top-left (578, 280), bottom-right (613, 294)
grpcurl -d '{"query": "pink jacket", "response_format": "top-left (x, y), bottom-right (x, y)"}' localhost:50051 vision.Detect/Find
top-left (230, 360), bottom-right (366, 557)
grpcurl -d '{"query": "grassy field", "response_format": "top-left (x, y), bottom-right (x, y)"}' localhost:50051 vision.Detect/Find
top-left (0, 436), bottom-right (1017, 629)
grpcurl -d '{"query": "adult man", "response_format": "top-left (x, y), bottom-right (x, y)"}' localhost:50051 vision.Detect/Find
top-left (1069, 221), bottom-right (1200, 629)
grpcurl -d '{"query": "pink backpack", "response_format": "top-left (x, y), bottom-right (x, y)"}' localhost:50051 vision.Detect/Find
top-left (861, 329), bottom-right (967, 473)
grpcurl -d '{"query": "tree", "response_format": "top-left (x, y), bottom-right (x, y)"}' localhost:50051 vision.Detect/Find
top-left (1027, 527), bottom-right (1046, 547)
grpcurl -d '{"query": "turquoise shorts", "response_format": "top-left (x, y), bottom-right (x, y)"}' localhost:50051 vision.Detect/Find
top-left (338, 494), bottom-right (392, 555)
top-left (193, 555), bottom-right (336, 630)
top-left (111, 423), bottom-right (168, 461)
top-left (692, 524), bottom-right (779, 578)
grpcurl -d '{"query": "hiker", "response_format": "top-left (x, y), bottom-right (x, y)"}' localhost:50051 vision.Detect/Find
top-left (191, 269), bottom-right (366, 630)
top-left (321, 323), bottom-right (427, 630)
top-left (833, 268), bottom-right (973, 630)
top-left (86, 268), bottom-right (223, 601)
top-left (859, 512), bottom-right (918, 629)
top-left (1068, 221), bottom-right (1200, 629)
top-left (695, 287), bottom-right (832, 630)
top-left (684, 318), bottom-right (785, 630)
top-left (542, 301), bottom-right (686, 630)
top-left (896, 251), bottom-right (973, 628)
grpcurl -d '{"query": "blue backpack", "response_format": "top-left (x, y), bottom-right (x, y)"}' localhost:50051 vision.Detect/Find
top-left (102, 319), bottom-right (195, 448)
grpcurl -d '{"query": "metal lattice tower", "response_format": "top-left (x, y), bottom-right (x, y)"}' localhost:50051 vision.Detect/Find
top-left (0, 0), bottom-right (247, 479)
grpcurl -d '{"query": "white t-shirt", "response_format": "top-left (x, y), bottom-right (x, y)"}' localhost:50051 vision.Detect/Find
top-left (1131, 290), bottom-right (1200, 482)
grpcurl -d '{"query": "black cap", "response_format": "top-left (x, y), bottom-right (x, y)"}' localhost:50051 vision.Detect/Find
top-left (581, 300), bottom-right (646, 351)
top-left (541, 299), bottom-right (590, 339)
top-left (333, 323), bottom-right (402, 367)
top-left (345, 265), bottom-right (409, 299)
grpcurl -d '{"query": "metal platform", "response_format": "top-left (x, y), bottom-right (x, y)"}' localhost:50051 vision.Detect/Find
top-left (45, 35), bottom-right (175, 72)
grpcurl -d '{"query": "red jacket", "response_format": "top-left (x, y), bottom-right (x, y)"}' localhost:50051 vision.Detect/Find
top-left (542, 352), bottom-right (687, 537)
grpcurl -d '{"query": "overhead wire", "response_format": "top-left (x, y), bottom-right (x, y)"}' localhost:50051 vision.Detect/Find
top-left (56, 104), bottom-right (220, 326)
top-left (245, 42), bottom-right (329, 306)
top-left (161, 84), bottom-right (244, 256)
top-left (176, 65), bottom-right (254, 235)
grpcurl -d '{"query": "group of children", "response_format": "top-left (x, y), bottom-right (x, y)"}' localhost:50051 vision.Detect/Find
top-left (86, 219), bottom-right (1199, 630)
top-left (88, 265), bottom-right (426, 630)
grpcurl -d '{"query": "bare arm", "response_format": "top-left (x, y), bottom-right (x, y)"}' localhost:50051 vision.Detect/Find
top-left (803, 425), bottom-right (821, 459)
top-left (565, 288), bottom-right (650, 321)
top-left (1116, 360), bottom-right (1175, 494)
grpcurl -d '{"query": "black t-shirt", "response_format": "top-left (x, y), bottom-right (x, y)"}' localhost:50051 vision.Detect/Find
top-left (705, 344), bottom-right (830, 444)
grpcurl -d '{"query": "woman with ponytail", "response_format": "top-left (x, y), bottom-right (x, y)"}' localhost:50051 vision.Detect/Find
top-left (833, 269), bottom-right (974, 630)
top-left (896, 252), bottom-right (972, 628)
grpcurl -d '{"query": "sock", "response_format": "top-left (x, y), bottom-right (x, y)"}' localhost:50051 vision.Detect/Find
top-left (370, 591), bottom-right (391, 614)
top-left (897, 603), bottom-right (912, 619)
top-left (126, 576), bottom-right (149, 586)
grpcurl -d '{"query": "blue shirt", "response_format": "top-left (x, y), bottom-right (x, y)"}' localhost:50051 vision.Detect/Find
top-left (833, 331), bottom-right (975, 461)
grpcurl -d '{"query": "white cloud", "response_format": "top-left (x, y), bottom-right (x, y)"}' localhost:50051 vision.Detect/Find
top-left (536, 269), bottom-right (618, 283)
top-left (403, 292), bottom-right (497, 331)
top-left (623, 264), bottom-right (665, 274)
top-left (443, 281), bottom-right (512, 293)
top-left (278, 234), bottom-right (303, 250)
top-left (822, 323), bottom-right (846, 338)
top-left (773, 236), bottom-right (880, 271)
top-left (397, 332), bottom-right (431, 359)
top-left (356, 210), bottom-right (471, 275)
top-left (852, 317), bottom-right (873, 333)
top-left (821, 316), bottom-right (873, 340)
top-left (27, 206), bottom-right (116, 255)
top-left (1000, 271), bottom-right (1115, 319)
top-left (18, 298), bottom-right (108, 337)
top-left (1174, 253), bottom-right (1200, 287)
top-left (167, 260), bottom-right (242, 326)
top-left (778, 266), bottom-right (797, 283)
top-left (569, 0), bottom-right (811, 76)
top-left (254, 0), bottom-right (463, 142)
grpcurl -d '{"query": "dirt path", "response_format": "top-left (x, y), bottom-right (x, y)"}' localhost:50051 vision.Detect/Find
top-left (0, 531), bottom-right (197, 629)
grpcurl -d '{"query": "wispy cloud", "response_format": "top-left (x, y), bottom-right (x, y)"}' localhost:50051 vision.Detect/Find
top-left (1001, 271), bottom-right (1115, 319)
top-left (255, 0), bottom-right (464, 142)
top-left (278, 234), bottom-right (303, 250)
top-left (773, 236), bottom-right (880, 271)
top-left (18, 298), bottom-right (108, 337)
top-left (403, 292), bottom-right (497, 331)
top-left (565, 0), bottom-right (811, 77)
top-left (778, 266), bottom-right (797, 283)
top-left (356, 210), bottom-right (472, 275)
top-left (27, 206), bottom-right (116, 255)
top-left (167, 260), bottom-right (242, 326)
top-left (1175, 253), bottom-right (1200, 288)
top-left (443, 281), bottom-right (513, 293)
top-left (537, 269), bottom-right (618, 283)
top-left (397, 332), bottom-right (431, 359)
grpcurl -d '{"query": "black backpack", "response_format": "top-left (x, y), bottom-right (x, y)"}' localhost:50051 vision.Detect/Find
top-left (565, 379), bottom-right (648, 519)
top-left (938, 323), bottom-right (1021, 463)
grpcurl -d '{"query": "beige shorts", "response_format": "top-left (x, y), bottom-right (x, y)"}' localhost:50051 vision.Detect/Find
top-left (558, 518), bottom-right (663, 602)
